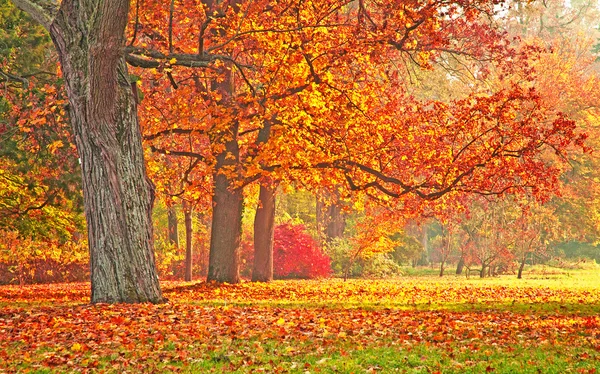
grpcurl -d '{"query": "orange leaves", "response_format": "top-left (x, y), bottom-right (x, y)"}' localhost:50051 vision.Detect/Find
top-left (1, 279), bottom-right (600, 371)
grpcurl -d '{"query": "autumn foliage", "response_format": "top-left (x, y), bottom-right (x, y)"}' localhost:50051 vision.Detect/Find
top-left (273, 223), bottom-right (331, 279)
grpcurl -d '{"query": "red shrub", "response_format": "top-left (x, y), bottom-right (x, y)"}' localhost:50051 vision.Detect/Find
top-left (273, 223), bottom-right (331, 279)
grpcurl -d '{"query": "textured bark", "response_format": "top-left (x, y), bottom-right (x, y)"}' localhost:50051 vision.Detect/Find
top-left (183, 202), bottom-right (193, 282)
top-left (13, 0), bottom-right (164, 303)
top-left (207, 164), bottom-right (242, 283)
top-left (207, 102), bottom-right (242, 282)
top-left (326, 204), bottom-right (346, 240)
top-left (167, 206), bottom-right (180, 248)
top-left (205, 28), bottom-right (243, 283)
top-left (316, 192), bottom-right (345, 243)
top-left (252, 186), bottom-right (275, 282)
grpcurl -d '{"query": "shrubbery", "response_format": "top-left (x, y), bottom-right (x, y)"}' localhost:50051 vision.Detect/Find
top-left (241, 223), bottom-right (332, 279)
top-left (273, 223), bottom-right (332, 279)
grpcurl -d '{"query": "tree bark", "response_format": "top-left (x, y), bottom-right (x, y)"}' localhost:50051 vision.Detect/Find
top-left (183, 201), bottom-right (193, 282)
top-left (456, 256), bottom-right (465, 275)
top-left (205, 39), bottom-right (243, 283)
top-left (167, 205), bottom-right (179, 248)
top-left (252, 185), bottom-right (275, 282)
top-left (517, 254), bottom-right (526, 279)
top-left (207, 164), bottom-right (242, 283)
top-left (326, 203), bottom-right (346, 240)
top-left (11, 0), bottom-right (164, 303)
top-left (316, 197), bottom-right (325, 242)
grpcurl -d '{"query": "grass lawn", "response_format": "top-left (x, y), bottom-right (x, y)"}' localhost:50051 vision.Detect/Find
top-left (1, 266), bottom-right (599, 373)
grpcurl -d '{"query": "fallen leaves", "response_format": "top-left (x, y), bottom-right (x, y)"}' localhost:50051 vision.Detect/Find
top-left (1, 278), bottom-right (599, 372)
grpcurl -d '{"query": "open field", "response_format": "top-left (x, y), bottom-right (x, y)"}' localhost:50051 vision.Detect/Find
top-left (1, 268), bottom-right (599, 373)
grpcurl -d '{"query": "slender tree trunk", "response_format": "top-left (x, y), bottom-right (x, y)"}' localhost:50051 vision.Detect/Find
top-left (12, 0), bottom-right (164, 303)
top-left (252, 185), bottom-right (276, 282)
top-left (168, 205), bottom-right (180, 248)
top-left (183, 202), bottom-right (193, 282)
top-left (421, 225), bottom-right (429, 266)
top-left (518, 254), bottom-right (527, 279)
top-left (439, 261), bottom-right (445, 277)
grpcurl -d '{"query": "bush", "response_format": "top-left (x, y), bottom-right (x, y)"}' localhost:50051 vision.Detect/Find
top-left (325, 237), bottom-right (361, 278)
top-left (273, 223), bottom-right (332, 279)
top-left (361, 253), bottom-right (403, 278)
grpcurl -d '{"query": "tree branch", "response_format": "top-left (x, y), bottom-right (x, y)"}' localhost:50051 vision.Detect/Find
top-left (10, 0), bottom-right (59, 30)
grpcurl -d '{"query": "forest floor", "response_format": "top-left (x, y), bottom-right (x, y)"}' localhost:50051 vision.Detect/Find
top-left (1, 266), bottom-right (599, 373)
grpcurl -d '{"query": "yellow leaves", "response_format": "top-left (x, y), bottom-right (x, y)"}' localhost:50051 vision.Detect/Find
top-left (70, 343), bottom-right (82, 352)
top-left (47, 140), bottom-right (64, 155)
top-left (276, 318), bottom-right (285, 326)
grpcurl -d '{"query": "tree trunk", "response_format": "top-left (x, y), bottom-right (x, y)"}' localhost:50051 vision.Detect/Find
top-left (480, 265), bottom-right (487, 278)
top-left (167, 205), bottom-right (179, 248)
top-left (421, 225), bottom-right (430, 266)
top-left (316, 197), bottom-right (325, 242)
top-left (326, 203), bottom-right (345, 240)
top-left (252, 185), bottom-right (276, 282)
top-left (207, 167), bottom-right (242, 283)
top-left (205, 55), bottom-right (242, 282)
top-left (13, 0), bottom-right (164, 303)
top-left (456, 256), bottom-right (465, 275)
top-left (183, 202), bottom-right (193, 282)
top-left (517, 255), bottom-right (527, 279)
top-left (439, 261), bottom-right (445, 277)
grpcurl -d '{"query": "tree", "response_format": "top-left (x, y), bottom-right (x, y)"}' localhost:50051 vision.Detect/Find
top-left (252, 185), bottom-right (276, 282)
top-left (134, 0), bottom-right (586, 285)
top-left (10, 0), bottom-right (163, 303)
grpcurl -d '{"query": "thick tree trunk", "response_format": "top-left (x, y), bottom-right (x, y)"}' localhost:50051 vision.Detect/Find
top-left (207, 113), bottom-right (242, 283)
top-left (206, 47), bottom-right (243, 282)
top-left (480, 265), bottom-right (487, 278)
top-left (167, 206), bottom-right (180, 248)
top-left (25, 0), bottom-right (164, 303)
top-left (183, 202), bottom-right (193, 282)
top-left (252, 185), bottom-right (276, 282)
top-left (207, 169), bottom-right (242, 283)
top-left (316, 191), bottom-right (345, 243)
top-left (326, 203), bottom-right (346, 240)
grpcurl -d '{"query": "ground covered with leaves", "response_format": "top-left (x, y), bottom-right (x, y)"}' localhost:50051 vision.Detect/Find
top-left (1, 272), bottom-right (600, 373)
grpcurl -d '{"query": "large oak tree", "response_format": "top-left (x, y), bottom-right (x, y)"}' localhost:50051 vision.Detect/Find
top-left (10, 0), bottom-right (163, 303)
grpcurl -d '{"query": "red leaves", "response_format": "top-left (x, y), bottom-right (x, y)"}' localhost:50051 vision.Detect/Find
top-left (241, 223), bottom-right (332, 279)
top-left (273, 223), bottom-right (332, 279)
